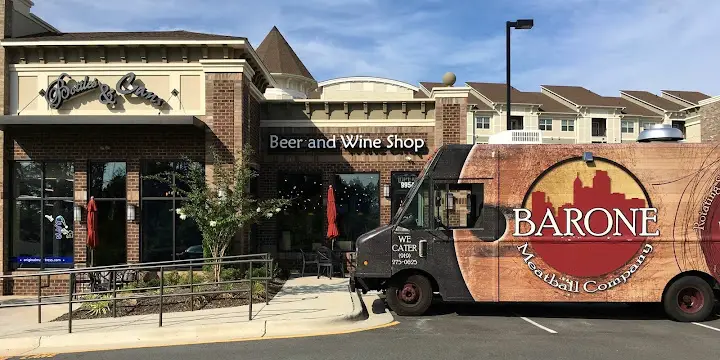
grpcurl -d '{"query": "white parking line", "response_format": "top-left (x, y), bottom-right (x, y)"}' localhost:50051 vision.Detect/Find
top-left (692, 322), bottom-right (720, 332)
top-left (519, 316), bottom-right (558, 334)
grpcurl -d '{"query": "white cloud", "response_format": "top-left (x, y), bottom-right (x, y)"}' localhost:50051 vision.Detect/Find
top-left (29, 0), bottom-right (720, 95)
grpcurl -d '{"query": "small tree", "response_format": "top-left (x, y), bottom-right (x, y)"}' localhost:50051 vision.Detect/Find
top-left (144, 145), bottom-right (291, 282)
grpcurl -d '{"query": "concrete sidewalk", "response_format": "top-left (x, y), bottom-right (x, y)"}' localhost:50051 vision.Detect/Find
top-left (0, 276), bottom-right (395, 356)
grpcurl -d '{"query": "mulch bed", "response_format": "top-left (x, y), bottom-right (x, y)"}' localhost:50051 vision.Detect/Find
top-left (52, 278), bottom-right (286, 321)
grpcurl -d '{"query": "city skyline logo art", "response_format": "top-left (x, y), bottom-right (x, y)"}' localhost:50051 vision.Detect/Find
top-left (512, 157), bottom-right (659, 294)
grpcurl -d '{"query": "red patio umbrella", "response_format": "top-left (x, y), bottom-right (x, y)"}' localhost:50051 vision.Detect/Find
top-left (326, 185), bottom-right (339, 247)
top-left (87, 196), bottom-right (98, 267)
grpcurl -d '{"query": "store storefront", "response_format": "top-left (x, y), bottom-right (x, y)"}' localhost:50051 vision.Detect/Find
top-left (0, 3), bottom-right (472, 295)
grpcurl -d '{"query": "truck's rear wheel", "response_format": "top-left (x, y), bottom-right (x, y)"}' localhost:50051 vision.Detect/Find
top-left (663, 276), bottom-right (715, 322)
top-left (386, 274), bottom-right (432, 316)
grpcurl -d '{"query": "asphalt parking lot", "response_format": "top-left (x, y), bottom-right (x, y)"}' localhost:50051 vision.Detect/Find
top-left (33, 298), bottom-right (720, 360)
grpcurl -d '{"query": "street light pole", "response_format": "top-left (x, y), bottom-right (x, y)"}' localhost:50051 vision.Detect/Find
top-left (506, 19), bottom-right (534, 131)
top-left (506, 21), bottom-right (512, 131)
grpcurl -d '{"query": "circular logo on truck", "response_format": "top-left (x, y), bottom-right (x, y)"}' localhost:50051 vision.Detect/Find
top-left (517, 157), bottom-right (656, 278)
top-left (696, 174), bottom-right (720, 279)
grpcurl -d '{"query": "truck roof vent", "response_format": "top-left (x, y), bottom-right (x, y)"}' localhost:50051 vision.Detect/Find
top-left (637, 124), bottom-right (684, 142)
top-left (488, 130), bottom-right (543, 144)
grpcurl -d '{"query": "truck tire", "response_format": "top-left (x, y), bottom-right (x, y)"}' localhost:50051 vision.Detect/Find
top-left (663, 276), bottom-right (715, 322)
top-left (386, 274), bottom-right (432, 316)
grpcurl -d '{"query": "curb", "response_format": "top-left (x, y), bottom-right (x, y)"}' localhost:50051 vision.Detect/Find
top-left (0, 288), bottom-right (376, 356)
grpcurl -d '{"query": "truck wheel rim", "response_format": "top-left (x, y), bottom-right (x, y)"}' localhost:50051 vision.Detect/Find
top-left (677, 287), bottom-right (704, 314)
top-left (399, 283), bottom-right (420, 304)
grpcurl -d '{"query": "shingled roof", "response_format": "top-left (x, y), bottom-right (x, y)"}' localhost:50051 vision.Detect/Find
top-left (661, 90), bottom-right (711, 106)
top-left (256, 26), bottom-right (314, 80)
top-left (607, 97), bottom-right (662, 117)
top-left (621, 90), bottom-right (685, 112)
top-left (541, 85), bottom-right (621, 107)
top-left (2, 30), bottom-right (247, 42)
top-left (466, 82), bottom-right (528, 104)
top-left (524, 92), bottom-right (577, 113)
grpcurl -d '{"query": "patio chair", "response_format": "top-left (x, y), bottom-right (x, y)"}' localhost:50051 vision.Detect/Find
top-left (299, 249), bottom-right (319, 277)
top-left (317, 246), bottom-right (344, 279)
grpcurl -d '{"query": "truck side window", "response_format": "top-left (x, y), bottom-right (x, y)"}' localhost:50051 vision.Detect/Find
top-left (434, 183), bottom-right (488, 230)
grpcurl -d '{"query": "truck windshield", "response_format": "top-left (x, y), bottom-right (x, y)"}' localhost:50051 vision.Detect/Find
top-left (391, 149), bottom-right (440, 225)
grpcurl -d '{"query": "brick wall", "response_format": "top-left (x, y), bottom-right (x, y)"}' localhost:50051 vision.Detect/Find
top-left (6, 274), bottom-right (70, 297)
top-left (435, 97), bottom-right (468, 147)
top-left (701, 101), bottom-right (720, 142)
top-left (5, 125), bottom-right (204, 294)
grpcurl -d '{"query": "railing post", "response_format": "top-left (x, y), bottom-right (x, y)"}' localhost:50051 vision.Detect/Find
top-left (159, 267), bottom-right (164, 327)
top-left (37, 275), bottom-right (42, 323)
top-left (112, 269), bottom-right (117, 318)
top-left (68, 273), bottom-right (74, 334)
top-left (266, 259), bottom-right (271, 305)
top-left (189, 265), bottom-right (194, 311)
top-left (248, 260), bottom-right (253, 321)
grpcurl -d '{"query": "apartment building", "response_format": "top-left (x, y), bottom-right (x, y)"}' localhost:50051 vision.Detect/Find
top-left (418, 82), bottom-right (713, 144)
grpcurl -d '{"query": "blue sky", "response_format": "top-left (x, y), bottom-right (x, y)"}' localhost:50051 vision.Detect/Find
top-left (32, 0), bottom-right (720, 96)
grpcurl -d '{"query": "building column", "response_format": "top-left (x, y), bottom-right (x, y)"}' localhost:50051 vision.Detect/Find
top-left (432, 86), bottom-right (472, 147)
top-left (700, 101), bottom-right (720, 142)
top-left (73, 161), bottom-right (88, 267)
top-left (0, 0), bottom-right (13, 292)
top-left (201, 60), bottom-right (261, 256)
top-left (126, 160), bottom-right (140, 263)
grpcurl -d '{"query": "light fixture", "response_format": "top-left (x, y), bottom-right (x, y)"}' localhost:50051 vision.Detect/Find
top-left (383, 185), bottom-right (390, 198)
top-left (583, 151), bottom-right (594, 162)
top-left (447, 193), bottom-right (454, 210)
top-left (74, 204), bottom-right (82, 221)
top-left (405, 156), bottom-right (413, 162)
top-left (126, 204), bottom-right (136, 222)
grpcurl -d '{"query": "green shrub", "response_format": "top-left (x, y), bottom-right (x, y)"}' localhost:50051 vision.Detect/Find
top-left (83, 294), bottom-right (112, 316)
top-left (220, 268), bottom-right (244, 281)
top-left (251, 282), bottom-right (265, 295)
top-left (245, 265), bottom-right (280, 279)
top-left (165, 271), bottom-right (181, 286)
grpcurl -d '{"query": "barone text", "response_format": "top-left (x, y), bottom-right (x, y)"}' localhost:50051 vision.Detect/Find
top-left (513, 207), bottom-right (660, 237)
top-left (269, 134), bottom-right (425, 152)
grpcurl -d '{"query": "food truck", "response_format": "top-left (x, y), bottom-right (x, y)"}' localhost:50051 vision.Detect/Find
top-left (350, 125), bottom-right (720, 322)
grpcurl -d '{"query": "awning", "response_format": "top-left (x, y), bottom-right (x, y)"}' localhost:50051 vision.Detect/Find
top-left (0, 115), bottom-right (205, 129)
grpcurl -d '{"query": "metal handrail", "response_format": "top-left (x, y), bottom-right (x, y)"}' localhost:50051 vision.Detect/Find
top-left (0, 252), bottom-right (271, 279)
top-left (0, 254), bottom-right (275, 334)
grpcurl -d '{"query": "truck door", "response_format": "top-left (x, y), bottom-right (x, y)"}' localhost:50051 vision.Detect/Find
top-left (431, 178), bottom-right (503, 302)
top-left (392, 179), bottom-right (432, 274)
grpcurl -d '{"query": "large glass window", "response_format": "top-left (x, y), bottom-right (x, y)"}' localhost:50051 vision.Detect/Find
top-left (11, 161), bottom-right (75, 269)
top-left (89, 162), bottom-right (127, 266)
top-left (141, 161), bottom-right (202, 263)
top-left (277, 173), bottom-right (323, 251)
top-left (390, 172), bottom-right (419, 219)
top-left (334, 173), bottom-right (380, 250)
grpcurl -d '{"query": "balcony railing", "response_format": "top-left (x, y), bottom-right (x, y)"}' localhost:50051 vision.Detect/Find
top-left (488, 130), bottom-right (543, 144)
